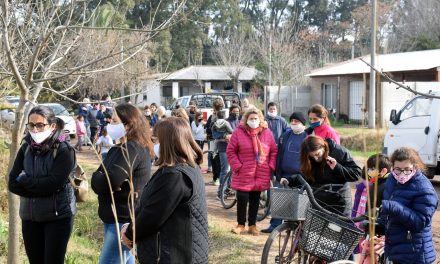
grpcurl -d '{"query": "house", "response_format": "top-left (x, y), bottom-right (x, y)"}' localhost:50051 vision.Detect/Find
top-left (306, 49), bottom-right (440, 126)
top-left (160, 65), bottom-right (258, 99)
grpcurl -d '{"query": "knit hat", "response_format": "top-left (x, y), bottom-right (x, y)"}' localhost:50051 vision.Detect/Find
top-left (289, 112), bottom-right (307, 125)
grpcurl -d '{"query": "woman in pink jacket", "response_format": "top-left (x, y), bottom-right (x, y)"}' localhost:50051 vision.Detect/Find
top-left (226, 108), bottom-right (278, 236)
top-left (307, 104), bottom-right (340, 144)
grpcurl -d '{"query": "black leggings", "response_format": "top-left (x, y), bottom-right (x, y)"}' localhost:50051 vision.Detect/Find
top-left (22, 216), bottom-right (73, 264)
top-left (195, 140), bottom-right (204, 150)
top-left (236, 190), bottom-right (261, 226)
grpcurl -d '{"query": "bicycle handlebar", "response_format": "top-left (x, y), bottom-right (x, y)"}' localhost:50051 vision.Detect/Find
top-left (294, 174), bottom-right (367, 223)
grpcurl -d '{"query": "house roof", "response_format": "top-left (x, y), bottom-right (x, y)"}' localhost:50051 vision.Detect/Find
top-left (306, 49), bottom-right (440, 77)
top-left (163, 65), bottom-right (258, 81)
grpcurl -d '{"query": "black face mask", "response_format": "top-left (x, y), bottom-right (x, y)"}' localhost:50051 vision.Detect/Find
top-left (230, 113), bottom-right (239, 119)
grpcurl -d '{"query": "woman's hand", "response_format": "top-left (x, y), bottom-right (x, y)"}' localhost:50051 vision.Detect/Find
top-left (326, 156), bottom-right (337, 170)
top-left (121, 223), bottom-right (133, 249)
top-left (280, 178), bottom-right (289, 186)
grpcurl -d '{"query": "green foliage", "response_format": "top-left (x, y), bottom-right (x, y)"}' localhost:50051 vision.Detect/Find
top-left (407, 36), bottom-right (440, 51)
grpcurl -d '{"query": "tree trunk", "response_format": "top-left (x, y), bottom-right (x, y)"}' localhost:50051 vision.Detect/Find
top-left (277, 84), bottom-right (282, 114)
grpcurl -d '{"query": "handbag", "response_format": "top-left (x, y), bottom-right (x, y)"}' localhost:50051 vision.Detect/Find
top-left (70, 164), bottom-right (88, 203)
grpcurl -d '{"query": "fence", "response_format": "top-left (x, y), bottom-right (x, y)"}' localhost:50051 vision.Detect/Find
top-left (266, 85), bottom-right (311, 118)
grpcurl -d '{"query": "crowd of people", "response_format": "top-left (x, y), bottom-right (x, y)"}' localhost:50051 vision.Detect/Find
top-left (7, 96), bottom-right (439, 264)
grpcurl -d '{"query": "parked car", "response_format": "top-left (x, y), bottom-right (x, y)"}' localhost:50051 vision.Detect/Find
top-left (0, 96), bottom-right (20, 128)
top-left (40, 103), bottom-right (76, 137)
top-left (166, 92), bottom-right (244, 120)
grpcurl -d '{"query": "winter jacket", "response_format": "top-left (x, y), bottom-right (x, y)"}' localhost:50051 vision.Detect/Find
top-left (87, 107), bottom-right (100, 128)
top-left (91, 140), bottom-right (152, 223)
top-left (306, 138), bottom-right (361, 216)
top-left (265, 115), bottom-right (288, 145)
top-left (191, 121), bottom-right (205, 141)
top-left (212, 119), bottom-right (233, 152)
top-left (76, 120), bottom-right (86, 137)
top-left (9, 139), bottom-right (76, 222)
top-left (226, 116), bottom-right (240, 130)
top-left (381, 171), bottom-right (438, 264)
top-left (275, 130), bottom-right (307, 182)
top-left (125, 164), bottom-right (209, 264)
top-left (226, 124), bottom-right (278, 192)
top-left (307, 123), bottom-right (340, 144)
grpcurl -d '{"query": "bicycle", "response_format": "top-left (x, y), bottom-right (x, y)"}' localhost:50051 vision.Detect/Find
top-left (261, 174), bottom-right (368, 264)
top-left (219, 170), bottom-right (271, 221)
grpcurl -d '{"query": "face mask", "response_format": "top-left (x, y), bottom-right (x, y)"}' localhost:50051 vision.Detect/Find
top-left (247, 119), bottom-right (260, 129)
top-left (145, 111), bottom-right (151, 116)
top-left (291, 124), bottom-right (305, 134)
top-left (30, 129), bottom-right (53, 144)
top-left (230, 113), bottom-right (239, 119)
top-left (107, 123), bottom-right (126, 140)
top-left (268, 111), bottom-right (277, 117)
top-left (154, 143), bottom-right (160, 158)
top-left (310, 120), bottom-right (321, 129)
top-left (392, 170), bottom-right (416, 184)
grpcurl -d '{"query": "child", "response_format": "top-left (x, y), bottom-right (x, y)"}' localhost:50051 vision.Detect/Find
top-left (380, 147), bottom-right (438, 264)
top-left (75, 115), bottom-right (86, 151)
top-left (352, 153), bottom-right (391, 255)
top-left (212, 110), bottom-right (233, 191)
top-left (95, 127), bottom-right (114, 160)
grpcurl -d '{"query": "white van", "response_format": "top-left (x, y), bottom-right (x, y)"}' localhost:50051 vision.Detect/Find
top-left (383, 91), bottom-right (440, 178)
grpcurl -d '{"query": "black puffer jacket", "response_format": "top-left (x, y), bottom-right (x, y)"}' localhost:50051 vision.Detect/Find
top-left (91, 140), bottom-right (152, 223)
top-left (308, 138), bottom-right (361, 216)
top-left (125, 164), bottom-right (209, 264)
top-left (9, 140), bottom-right (76, 222)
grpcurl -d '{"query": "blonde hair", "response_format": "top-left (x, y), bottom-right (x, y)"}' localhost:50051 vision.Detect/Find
top-left (154, 117), bottom-right (203, 168)
top-left (156, 106), bottom-right (167, 120)
top-left (241, 107), bottom-right (265, 128)
top-left (171, 108), bottom-right (189, 121)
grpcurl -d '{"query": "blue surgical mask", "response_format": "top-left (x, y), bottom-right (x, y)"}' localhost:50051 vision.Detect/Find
top-left (310, 121), bottom-right (321, 129)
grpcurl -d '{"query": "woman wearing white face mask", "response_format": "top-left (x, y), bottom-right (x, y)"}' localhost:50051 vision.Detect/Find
top-left (300, 136), bottom-right (361, 216)
top-left (91, 103), bottom-right (154, 264)
top-left (226, 108), bottom-right (278, 236)
top-left (8, 105), bottom-right (76, 264)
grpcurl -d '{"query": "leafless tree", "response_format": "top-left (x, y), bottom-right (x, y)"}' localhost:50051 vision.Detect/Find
top-left (257, 24), bottom-right (313, 114)
top-left (386, 0), bottom-right (440, 52)
top-left (0, 1), bottom-right (186, 262)
top-left (213, 31), bottom-right (254, 92)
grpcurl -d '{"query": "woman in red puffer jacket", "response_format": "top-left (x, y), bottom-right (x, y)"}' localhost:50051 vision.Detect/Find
top-left (226, 107), bottom-right (278, 236)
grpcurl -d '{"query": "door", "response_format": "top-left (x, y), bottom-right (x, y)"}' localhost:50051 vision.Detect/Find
top-left (349, 81), bottom-right (364, 120)
top-left (384, 96), bottom-right (436, 165)
top-left (321, 83), bottom-right (337, 110)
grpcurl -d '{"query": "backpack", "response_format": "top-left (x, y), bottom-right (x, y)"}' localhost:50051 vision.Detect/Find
top-left (53, 142), bottom-right (88, 203)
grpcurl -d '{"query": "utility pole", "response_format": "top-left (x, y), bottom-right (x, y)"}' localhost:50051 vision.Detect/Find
top-left (368, 0), bottom-right (377, 129)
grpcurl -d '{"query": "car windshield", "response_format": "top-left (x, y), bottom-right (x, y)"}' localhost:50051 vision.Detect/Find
top-left (44, 104), bottom-right (69, 116)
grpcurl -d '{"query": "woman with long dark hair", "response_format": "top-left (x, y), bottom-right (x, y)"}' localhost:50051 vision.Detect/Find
top-left (300, 136), bottom-right (361, 216)
top-left (8, 105), bottom-right (76, 264)
top-left (121, 117), bottom-right (209, 264)
top-left (92, 103), bottom-right (154, 264)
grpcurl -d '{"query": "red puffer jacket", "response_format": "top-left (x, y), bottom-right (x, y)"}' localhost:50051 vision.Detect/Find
top-left (226, 124), bottom-right (278, 192)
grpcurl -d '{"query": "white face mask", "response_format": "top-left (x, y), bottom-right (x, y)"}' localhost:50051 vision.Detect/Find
top-left (145, 111), bottom-right (151, 116)
top-left (30, 129), bottom-right (53, 144)
top-left (291, 124), bottom-right (305, 134)
top-left (107, 123), bottom-right (126, 140)
top-left (268, 111), bottom-right (277, 117)
top-left (247, 119), bottom-right (260, 129)
top-left (154, 143), bottom-right (160, 158)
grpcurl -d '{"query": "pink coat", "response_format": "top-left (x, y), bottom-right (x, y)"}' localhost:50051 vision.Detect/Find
top-left (226, 124), bottom-right (278, 192)
top-left (313, 123), bottom-right (340, 144)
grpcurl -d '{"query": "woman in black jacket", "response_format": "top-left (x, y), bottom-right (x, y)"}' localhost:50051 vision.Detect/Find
top-left (91, 103), bottom-right (154, 264)
top-left (300, 135), bottom-right (361, 216)
top-left (8, 105), bottom-right (76, 264)
top-left (121, 117), bottom-right (209, 264)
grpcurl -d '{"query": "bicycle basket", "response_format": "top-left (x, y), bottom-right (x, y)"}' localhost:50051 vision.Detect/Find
top-left (299, 208), bottom-right (363, 262)
top-left (270, 187), bottom-right (310, 221)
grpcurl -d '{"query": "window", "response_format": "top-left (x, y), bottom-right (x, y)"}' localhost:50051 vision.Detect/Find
top-left (162, 86), bottom-right (172, 97)
top-left (321, 83), bottom-right (337, 110)
top-left (399, 96), bottom-right (433, 121)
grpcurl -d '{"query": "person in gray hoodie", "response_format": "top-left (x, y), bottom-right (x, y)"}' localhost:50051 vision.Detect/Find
top-left (212, 110), bottom-right (233, 198)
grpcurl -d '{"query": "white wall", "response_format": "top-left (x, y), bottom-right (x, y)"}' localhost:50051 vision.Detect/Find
top-left (131, 79), bottom-right (162, 107)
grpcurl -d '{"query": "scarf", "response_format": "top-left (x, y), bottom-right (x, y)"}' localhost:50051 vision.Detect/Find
top-left (246, 127), bottom-right (266, 164)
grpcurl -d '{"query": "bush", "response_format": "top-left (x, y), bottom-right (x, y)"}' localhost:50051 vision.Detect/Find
top-left (340, 130), bottom-right (385, 152)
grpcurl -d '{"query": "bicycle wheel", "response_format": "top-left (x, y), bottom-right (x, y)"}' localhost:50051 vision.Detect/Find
top-left (257, 189), bottom-right (270, 221)
top-left (220, 171), bottom-right (236, 209)
top-left (261, 222), bottom-right (303, 264)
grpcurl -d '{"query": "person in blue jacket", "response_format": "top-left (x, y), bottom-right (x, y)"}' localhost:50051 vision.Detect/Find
top-left (261, 112), bottom-right (307, 233)
top-left (381, 147), bottom-right (438, 264)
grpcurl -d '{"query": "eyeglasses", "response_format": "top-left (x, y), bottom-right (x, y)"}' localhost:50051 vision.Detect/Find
top-left (26, 123), bottom-right (49, 131)
top-left (392, 168), bottom-right (414, 176)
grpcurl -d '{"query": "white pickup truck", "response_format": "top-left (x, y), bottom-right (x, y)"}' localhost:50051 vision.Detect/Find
top-left (166, 92), bottom-right (243, 121)
top-left (383, 91), bottom-right (440, 179)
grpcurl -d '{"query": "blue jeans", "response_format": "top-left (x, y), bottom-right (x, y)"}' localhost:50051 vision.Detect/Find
top-left (99, 223), bottom-right (134, 264)
top-left (217, 151), bottom-right (230, 196)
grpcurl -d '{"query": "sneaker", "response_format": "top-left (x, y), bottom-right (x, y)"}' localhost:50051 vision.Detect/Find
top-left (216, 195), bottom-right (221, 201)
top-left (214, 179), bottom-right (220, 186)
